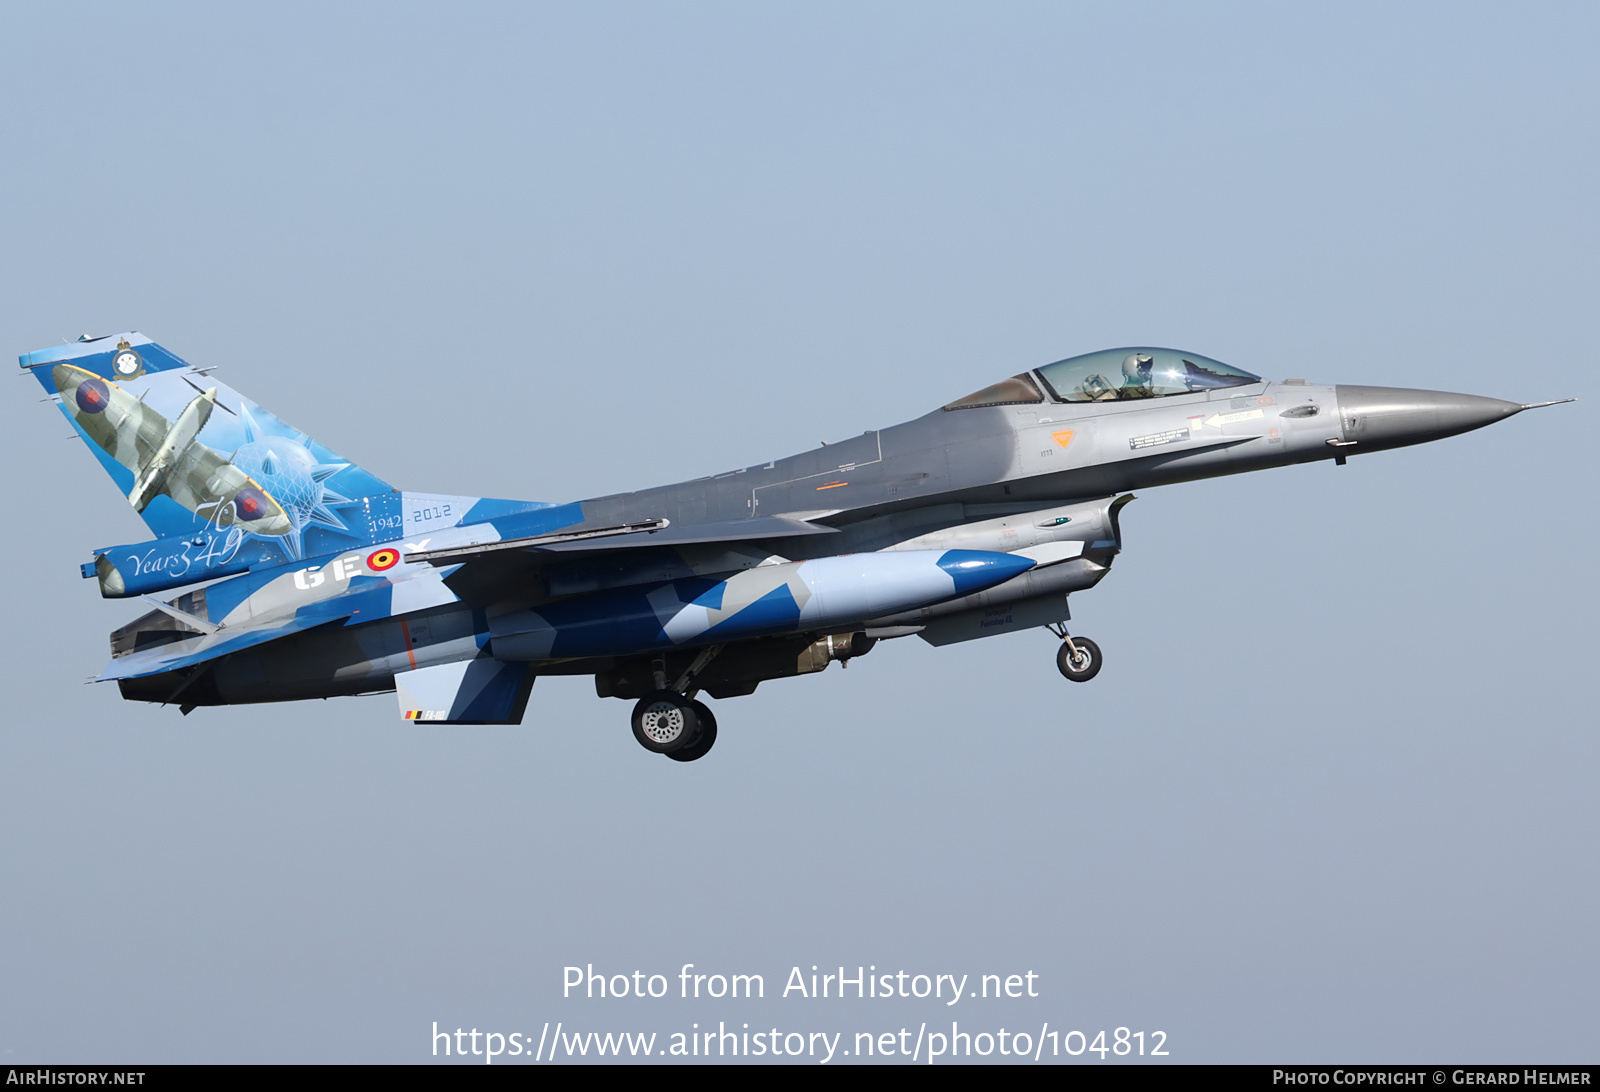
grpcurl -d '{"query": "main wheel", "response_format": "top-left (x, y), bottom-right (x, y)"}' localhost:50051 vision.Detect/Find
top-left (1056, 636), bottom-right (1103, 682)
top-left (666, 701), bottom-right (719, 763)
top-left (631, 691), bottom-right (702, 754)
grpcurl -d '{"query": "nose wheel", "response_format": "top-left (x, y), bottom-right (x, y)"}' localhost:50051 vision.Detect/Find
top-left (630, 691), bottom-right (719, 761)
top-left (1047, 623), bottom-right (1102, 683)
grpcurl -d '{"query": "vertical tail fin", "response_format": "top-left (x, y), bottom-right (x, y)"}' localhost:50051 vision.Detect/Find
top-left (24, 332), bottom-right (396, 563)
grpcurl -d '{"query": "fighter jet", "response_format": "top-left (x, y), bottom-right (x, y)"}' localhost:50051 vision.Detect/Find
top-left (23, 334), bottom-right (1573, 762)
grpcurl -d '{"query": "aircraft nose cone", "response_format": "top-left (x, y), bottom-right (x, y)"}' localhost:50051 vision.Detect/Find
top-left (1334, 385), bottom-right (1524, 452)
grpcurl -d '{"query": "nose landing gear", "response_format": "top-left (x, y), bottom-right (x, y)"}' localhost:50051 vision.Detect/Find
top-left (1047, 623), bottom-right (1102, 683)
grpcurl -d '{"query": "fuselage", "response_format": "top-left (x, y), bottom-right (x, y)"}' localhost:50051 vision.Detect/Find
top-left (114, 362), bottom-right (1530, 710)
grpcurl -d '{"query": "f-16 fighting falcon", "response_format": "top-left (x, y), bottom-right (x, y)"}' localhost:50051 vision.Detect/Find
top-left (24, 333), bottom-right (1573, 762)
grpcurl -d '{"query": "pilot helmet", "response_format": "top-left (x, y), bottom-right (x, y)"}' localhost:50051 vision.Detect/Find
top-left (1121, 353), bottom-right (1154, 386)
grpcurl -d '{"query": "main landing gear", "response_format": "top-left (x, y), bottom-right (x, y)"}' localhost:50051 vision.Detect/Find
top-left (630, 691), bottom-right (719, 762)
top-left (630, 649), bottom-right (723, 762)
top-left (1047, 622), bottom-right (1103, 683)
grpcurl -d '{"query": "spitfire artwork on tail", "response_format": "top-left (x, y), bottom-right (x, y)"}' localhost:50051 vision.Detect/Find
top-left (53, 359), bottom-right (293, 539)
top-left (24, 333), bottom-right (1574, 762)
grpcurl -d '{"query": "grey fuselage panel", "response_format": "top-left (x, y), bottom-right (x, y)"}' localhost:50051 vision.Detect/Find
top-left (571, 381), bottom-right (1342, 556)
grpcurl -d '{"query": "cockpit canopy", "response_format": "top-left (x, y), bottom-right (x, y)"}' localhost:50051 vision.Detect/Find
top-left (943, 348), bottom-right (1261, 410)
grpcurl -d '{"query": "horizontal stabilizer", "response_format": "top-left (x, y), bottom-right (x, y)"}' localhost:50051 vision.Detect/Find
top-left (97, 585), bottom-right (387, 681)
top-left (395, 655), bottom-right (535, 724)
top-left (136, 594), bottom-right (219, 635)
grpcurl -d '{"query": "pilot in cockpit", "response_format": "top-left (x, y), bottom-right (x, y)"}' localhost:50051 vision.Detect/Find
top-left (1076, 372), bottom-right (1119, 400)
top-left (1120, 352), bottom-right (1157, 397)
top-left (1075, 351), bottom-right (1159, 401)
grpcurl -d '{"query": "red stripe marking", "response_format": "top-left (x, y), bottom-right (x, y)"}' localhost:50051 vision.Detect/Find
top-left (399, 617), bottom-right (418, 670)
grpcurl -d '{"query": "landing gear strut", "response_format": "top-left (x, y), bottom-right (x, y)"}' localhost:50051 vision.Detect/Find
top-left (1048, 622), bottom-right (1103, 683)
top-left (627, 649), bottom-right (725, 762)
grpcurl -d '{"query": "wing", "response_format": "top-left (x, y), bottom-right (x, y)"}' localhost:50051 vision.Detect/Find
top-left (413, 516), bottom-right (841, 607)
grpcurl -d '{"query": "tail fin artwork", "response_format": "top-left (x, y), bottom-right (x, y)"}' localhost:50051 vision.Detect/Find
top-left (23, 333), bottom-right (396, 565)
top-left (26, 332), bottom-right (571, 602)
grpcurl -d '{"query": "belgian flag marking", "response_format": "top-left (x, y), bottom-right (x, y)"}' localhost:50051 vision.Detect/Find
top-left (367, 548), bottom-right (401, 572)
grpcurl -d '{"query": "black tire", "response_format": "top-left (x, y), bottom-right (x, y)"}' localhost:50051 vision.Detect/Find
top-left (631, 691), bottom-right (701, 754)
top-left (1056, 636), bottom-right (1103, 682)
top-left (667, 701), bottom-right (719, 762)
